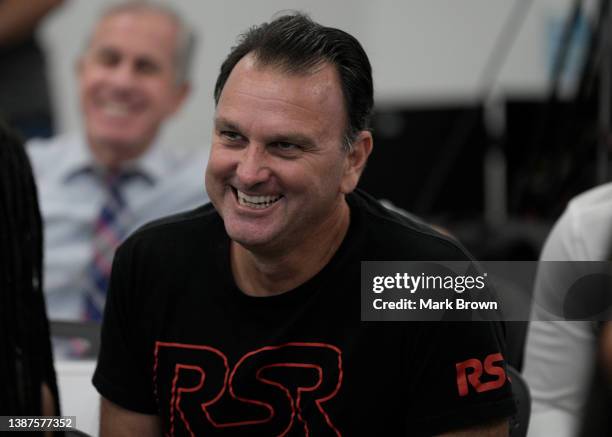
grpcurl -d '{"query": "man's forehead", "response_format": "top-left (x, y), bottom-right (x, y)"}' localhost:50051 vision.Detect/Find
top-left (241, 54), bottom-right (336, 84)
top-left (216, 55), bottom-right (348, 143)
top-left (89, 10), bottom-right (179, 53)
top-left (227, 55), bottom-right (343, 105)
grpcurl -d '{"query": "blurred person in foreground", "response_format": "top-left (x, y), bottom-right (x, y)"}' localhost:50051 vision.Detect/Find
top-left (0, 120), bottom-right (59, 423)
top-left (94, 13), bottom-right (515, 436)
top-left (27, 1), bottom-right (208, 323)
top-left (523, 182), bottom-right (612, 437)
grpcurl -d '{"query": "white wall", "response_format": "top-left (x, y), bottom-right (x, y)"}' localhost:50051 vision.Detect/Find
top-left (39, 0), bottom-right (591, 154)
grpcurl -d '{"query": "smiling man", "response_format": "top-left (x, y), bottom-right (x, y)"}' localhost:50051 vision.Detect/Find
top-left (207, 54), bottom-right (363, 295)
top-left (27, 2), bottom-right (207, 323)
top-left (94, 13), bottom-right (515, 436)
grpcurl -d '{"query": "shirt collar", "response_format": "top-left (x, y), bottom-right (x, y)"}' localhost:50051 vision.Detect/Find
top-left (127, 135), bottom-right (168, 183)
top-left (61, 131), bottom-right (167, 185)
top-left (59, 132), bottom-right (94, 182)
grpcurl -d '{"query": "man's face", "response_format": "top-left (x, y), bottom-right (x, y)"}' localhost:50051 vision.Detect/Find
top-left (206, 55), bottom-right (359, 253)
top-left (78, 10), bottom-right (187, 163)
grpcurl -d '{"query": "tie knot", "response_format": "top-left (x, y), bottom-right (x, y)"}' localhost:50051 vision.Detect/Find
top-left (103, 169), bottom-right (130, 187)
top-left (104, 172), bottom-right (118, 189)
top-left (100, 165), bottom-right (143, 185)
top-left (98, 169), bottom-right (130, 206)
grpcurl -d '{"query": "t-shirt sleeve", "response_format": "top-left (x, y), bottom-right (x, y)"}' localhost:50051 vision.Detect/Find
top-left (405, 321), bottom-right (516, 435)
top-left (522, 203), bottom-right (598, 435)
top-left (92, 240), bottom-right (158, 414)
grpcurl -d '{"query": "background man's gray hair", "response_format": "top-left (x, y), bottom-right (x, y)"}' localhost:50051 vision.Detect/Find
top-left (85, 0), bottom-right (197, 85)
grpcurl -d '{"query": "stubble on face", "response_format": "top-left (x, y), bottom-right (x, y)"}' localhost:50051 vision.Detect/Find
top-left (206, 55), bottom-right (353, 260)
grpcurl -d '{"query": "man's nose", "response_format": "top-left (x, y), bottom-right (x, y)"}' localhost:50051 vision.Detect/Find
top-left (235, 145), bottom-right (271, 187)
top-left (107, 62), bottom-right (138, 89)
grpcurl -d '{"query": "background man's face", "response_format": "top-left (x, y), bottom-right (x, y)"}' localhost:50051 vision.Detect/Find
top-left (78, 10), bottom-right (185, 160)
top-left (206, 55), bottom-right (354, 253)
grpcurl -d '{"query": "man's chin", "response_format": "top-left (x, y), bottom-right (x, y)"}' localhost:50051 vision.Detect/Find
top-left (226, 227), bottom-right (277, 253)
top-left (230, 234), bottom-right (271, 251)
top-left (94, 133), bottom-right (144, 148)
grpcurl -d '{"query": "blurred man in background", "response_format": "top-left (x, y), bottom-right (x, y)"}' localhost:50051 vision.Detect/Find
top-left (27, 1), bottom-right (208, 323)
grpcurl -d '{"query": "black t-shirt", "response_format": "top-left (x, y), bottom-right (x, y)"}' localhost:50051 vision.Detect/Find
top-left (93, 190), bottom-right (515, 436)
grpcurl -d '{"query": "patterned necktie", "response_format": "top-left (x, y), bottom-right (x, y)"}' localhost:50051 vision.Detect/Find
top-left (83, 170), bottom-right (128, 321)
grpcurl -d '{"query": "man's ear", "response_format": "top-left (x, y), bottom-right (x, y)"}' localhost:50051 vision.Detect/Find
top-left (340, 130), bottom-right (373, 194)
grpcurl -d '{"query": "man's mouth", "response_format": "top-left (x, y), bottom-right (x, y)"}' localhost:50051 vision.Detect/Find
top-left (235, 189), bottom-right (282, 209)
top-left (95, 98), bottom-right (141, 119)
top-left (101, 102), bottom-right (131, 117)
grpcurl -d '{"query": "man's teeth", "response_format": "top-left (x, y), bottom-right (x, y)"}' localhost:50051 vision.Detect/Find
top-left (101, 103), bottom-right (131, 117)
top-left (237, 190), bottom-right (281, 209)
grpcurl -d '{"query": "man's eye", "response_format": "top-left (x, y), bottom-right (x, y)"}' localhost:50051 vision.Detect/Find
top-left (220, 131), bottom-right (243, 141)
top-left (135, 59), bottom-right (160, 75)
top-left (95, 50), bottom-right (120, 67)
top-left (271, 142), bottom-right (299, 151)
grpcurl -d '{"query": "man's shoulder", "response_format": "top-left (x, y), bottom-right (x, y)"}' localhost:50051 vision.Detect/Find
top-left (567, 182), bottom-right (612, 216)
top-left (132, 203), bottom-right (218, 240)
top-left (26, 132), bottom-right (81, 155)
top-left (350, 190), bottom-right (472, 260)
top-left (26, 132), bottom-right (83, 178)
top-left (544, 182), bottom-right (612, 260)
top-left (562, 182), bottom-right (612, 242)
top-left (119, 203), bottom-right (220, 256)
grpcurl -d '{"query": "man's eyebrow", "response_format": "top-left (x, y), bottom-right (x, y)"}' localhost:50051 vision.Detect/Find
top-left (90, 45), bottom-right (118, 56)
top-left (269, 133), bottom-right (316, 148)
top-left (214, 117), bottom-right (317, 147)
top-left (214, 117), bottom-right (241, 132)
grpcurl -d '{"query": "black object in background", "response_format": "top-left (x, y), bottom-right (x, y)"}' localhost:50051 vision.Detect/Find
top-left (361, 98), bottom-right (600, 222)
top-left (359, 105), bottom-right (487, 220)
top-left (505, 98), bottom-right (598, 220)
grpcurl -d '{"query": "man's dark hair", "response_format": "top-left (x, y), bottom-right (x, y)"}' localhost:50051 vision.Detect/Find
top-left (0, 120), bottom-right (59, 414)
top-left (214, 13), bottom-right (373, 151)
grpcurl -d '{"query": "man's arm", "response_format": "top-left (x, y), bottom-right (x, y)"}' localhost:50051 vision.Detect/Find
top-left (100, 397), bottom-right (161, 437)
top-left (0, 0), bottom-right (64, 47)
top-left (437, 419), bottom-right (509, 436)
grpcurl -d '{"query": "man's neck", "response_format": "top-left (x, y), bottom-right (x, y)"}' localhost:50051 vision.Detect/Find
top-left (88, 137), bottom-right (151, 169)
top-left (230, 199), bottom-right (351, 297)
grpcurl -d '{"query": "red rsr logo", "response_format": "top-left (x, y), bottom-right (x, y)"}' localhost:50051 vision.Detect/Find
top-left (455, 353), bottom-right (506, 397)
